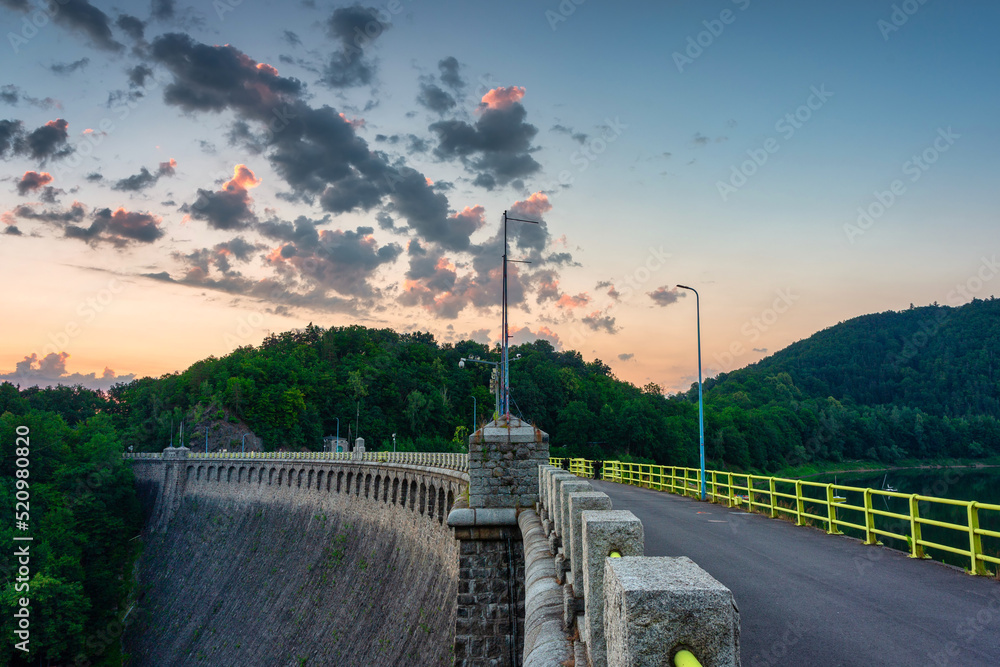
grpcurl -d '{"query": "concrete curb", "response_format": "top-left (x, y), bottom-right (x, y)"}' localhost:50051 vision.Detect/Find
top-left (519, 509), bottom-right (573, 667)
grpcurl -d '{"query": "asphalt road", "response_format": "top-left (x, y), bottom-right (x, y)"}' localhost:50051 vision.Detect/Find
top-left (591, 479), bottom-right (1000, 667)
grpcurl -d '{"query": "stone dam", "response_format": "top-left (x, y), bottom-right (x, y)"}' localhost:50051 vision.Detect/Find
top-left (126, 451), bottom-right (466, 666)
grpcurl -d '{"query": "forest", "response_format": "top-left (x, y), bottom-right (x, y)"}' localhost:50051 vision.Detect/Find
top-left (2, 298), bottom-right (1000, 663)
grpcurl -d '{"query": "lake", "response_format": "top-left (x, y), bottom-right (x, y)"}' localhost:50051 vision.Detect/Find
top-left (804, 467), bottom-right (1000, 572)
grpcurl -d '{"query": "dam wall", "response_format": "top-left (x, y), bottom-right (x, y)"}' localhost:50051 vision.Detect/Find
top-left (125, 452), bottom-right (466, 667)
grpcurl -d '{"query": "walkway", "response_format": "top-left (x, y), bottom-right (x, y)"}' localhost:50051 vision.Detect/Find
top-left (592, 480), bottom-right (1000, 667)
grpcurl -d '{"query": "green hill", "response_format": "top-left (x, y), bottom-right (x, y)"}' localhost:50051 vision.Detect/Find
top-left (696, 298), bottom-right (1000, 470)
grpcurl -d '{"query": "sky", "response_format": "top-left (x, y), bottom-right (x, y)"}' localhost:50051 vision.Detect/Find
top-left (1, 0), bottom-right (998, 394)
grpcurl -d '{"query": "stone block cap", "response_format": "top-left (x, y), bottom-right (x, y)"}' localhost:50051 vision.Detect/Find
top-left (162, 446), bottom-right (190, 460)
top-left (473, 415), bottom-right (549, 444)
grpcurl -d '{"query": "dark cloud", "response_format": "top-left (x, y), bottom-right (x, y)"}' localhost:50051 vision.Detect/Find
top-left (65, 207), bottom-right (165, 246)
top-left (417, 83), bottom-right (456, 114)
top-left (150, 33), bottom-right (304, 113)
top-left (321, 5), bottom-right (389, 88)
top-left (283, 30), bottom-right (301, 46)
top-left (267, 225), bottom-right (402, 297)
top-left (151, 0), bottom-right (174, 20)
top-left (581, 310), bottom-right (618, 334)
top-left (4, 225), bottom-right (22, 235)
top-left (0, 86), bottom-right (53, 110)
top-left (150, 34), bottom-right (495, 262)
top-left (648, 286), bottom-right (685, 307)
top-left (753, 348), bottom-right (768, 353)
top-left (116, 14), bottom-right (145, 41)
top-left (0, 352), bottom-right (135, 391)
top-left (0, 119), bottom-right (22, 158)
top-left (127, 65), bottom-right (153, 88)
top-left (86, 172), bottom-right (103, 182)
top-left (16, 171), bottom-right (53, 195)
top-left (438, 56), bottom-right (463, 91)
top-left (185, 165), bottom-right (260, 231)
top-left (112, 159), bottom-right (177, 191)
top-left (430, 97), bottom-right (540, 189)
top-left (6, 201), bottom-right (86, 225)
top-left (50, 58), bottom-right (90, 75)
top-left (24, 119), bottom-right (73, 161)
top-left (1, 1), bottom-right (122, 51)
top-left (617, 353), bottom-right (634, 361)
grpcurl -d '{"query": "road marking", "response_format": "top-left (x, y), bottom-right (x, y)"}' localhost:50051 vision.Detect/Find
top-left (707, 520), bottom-right (727, 523)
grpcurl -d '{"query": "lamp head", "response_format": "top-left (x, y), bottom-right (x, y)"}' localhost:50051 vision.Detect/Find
top-left (458, 359), bottom-right (465, 368)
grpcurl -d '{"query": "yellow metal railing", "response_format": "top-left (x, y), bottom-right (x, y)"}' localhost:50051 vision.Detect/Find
top-left (594, 459), bottom-right (1000, 576)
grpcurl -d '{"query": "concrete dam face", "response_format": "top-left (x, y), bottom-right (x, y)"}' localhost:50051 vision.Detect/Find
top-left (126, 456), bottom-right (465, 666)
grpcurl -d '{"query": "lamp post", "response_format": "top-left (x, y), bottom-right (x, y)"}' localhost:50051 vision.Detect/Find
top-left (460, 354), bottom-right (522, 421)
top-left (392, 432), bottom-right (396, 453)
top-left (335, 417), bottom-right (340, 453)
top-left (676, 284), bottom-right (706, 501)
top-left (472, 396), bottom-right (477, 432)
top-left (241, 433), bottom-right (248, 455)
top-left (501, 211), bottom-right (539, 417)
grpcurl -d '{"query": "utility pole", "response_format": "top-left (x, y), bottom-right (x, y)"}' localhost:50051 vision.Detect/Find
top-left (501, 210), bottom-right (539, 417)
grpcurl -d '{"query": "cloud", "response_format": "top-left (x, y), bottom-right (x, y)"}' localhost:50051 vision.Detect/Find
top-left (116, 14), bottom-right (145, 41)
top-left (0, 119), bottom-right (72, 162)
top-left (467, 328), bottom-right (491, 345)
top-left (0, 85), bottom-right (59, 110)
top-left (438, 56), bottom-right (464, 91)
top-left (185, 164), bottom-right (260, 230)
top-left (581, 309), bottom-right (618, 334)
top-left (26, 119), bottom-right (72, 161)
top-left (480, 86), bottom-right (525, 110)
top-left (648, 286), bottom-right (685, 307)
top-left (112, 158), bottom-right (177, 191)
top-left (508, 325), bottom-right (561, 349)
top-left (551, 123), bottom-right (588, 144)
top-left (50, 58), bottom-right (91, 75)
top-left (5, 201), bottom-right (86, 225)
top-left (321, 5), bottom-right (389, 88)
top-left (430, 87), bottom-right (541, 189)
top-left (65, 207), bottom-right (165, 246)
top-left (595, 280), bottom-right (621, 301)
top-left (151, 0), bottom-right (174, 21)
top-left (557, 292), bottom-right (590, 309)
top-left (16, 171), bottom-right (53, 195)
top-left (1, 0), bottom-right (122, 51)
top-left (753, 348), bottom-right (768, 353)
top-left (0, 352), bottom-right (136, 391)
top-left (417, 83), bottom-right (456, 114)
top-left (265, 224), bottom-right (401, 298)
top-left (617, 353), bottom-right (634, 361)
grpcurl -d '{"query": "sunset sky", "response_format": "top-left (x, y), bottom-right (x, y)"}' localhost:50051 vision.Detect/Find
top-left (1, 0), bottom-right (998, 394)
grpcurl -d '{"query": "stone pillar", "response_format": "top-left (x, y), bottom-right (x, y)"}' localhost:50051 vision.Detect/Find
top-left (351, 437), bottom-right (365, 460)
top-left (449, 415), bottom-right (549, 666)
top-left (604, 557), bottom-right (740, 667)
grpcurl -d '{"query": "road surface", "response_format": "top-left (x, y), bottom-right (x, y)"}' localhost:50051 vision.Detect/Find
top-left (591, 479), bottom-right (1000, 667)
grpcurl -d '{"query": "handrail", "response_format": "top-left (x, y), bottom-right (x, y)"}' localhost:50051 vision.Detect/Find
top-left (590, 459), bottom-right (1000, 576)
top-left (124, 450), bottom-right (469, 473)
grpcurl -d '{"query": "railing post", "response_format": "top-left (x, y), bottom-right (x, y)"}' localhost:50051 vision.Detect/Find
top-left (909, 494), bottom-right (925, 558)
top-left (864, 489), bottom-right (879, 545)
top-left (968, 501), bottom-right (986, 575)
top-left (795, 480), bottom-right (805, 526)
top-left (826, 484), bottom-right (842, 535)
top-left (768, 477), bottom-right (777, 518)
top-left (727, 473), bottom-right (734, 508)
top-left (710, 470), bottom-right (717, 503)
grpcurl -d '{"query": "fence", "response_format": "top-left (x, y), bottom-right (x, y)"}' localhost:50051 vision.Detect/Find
top-left (125, 450), bottom-right (469, 472)
top-left (557, 458), bottom-right (1000, 576)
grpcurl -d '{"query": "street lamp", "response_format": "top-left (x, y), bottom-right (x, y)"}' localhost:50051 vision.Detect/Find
top-left (392, 432), bottom-right (396, 453)
top-left (459, 354), bottom-right (522, 421)
top-left (335, 417), bottom-right (340, 453)
top-left (676, 284), bottom-right (706, 501)
top-left (241, 433), bottom-right (248, 455)
top-left (501, 211), bottom-right (540, 417)
top-left (471, 396), bottom-right (477, 432)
